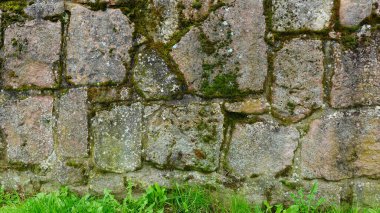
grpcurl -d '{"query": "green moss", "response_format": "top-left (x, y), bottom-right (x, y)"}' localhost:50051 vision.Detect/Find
top-left (88, 0), bottom-right (108, 11)
top-left (201, 73), bottom-right (239, 97)
top-left (286, 102), bottom-right (296, 115)
top-left (198, 31), bottom-right (216, 55)
top-left (341, 33), bottom-right (358, 50)
top-left (0, 0), bottom-right (27, 14)
top-left (192, 0), bottom-right (202, 10)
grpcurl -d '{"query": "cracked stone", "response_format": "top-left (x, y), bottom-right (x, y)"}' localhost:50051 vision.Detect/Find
top-left (301, 108), bottom-right (380, 181)
top-left (171, 0), bottom-right (267, 96)
top-left (226, 119), bottom-right (299, 178)
top-left (1, 20), bottom-right (61, 89)
top-left (92, 103), bottom-right (143, 173)
top-left (330, 32), bottom-right (380, 108)
top-left (66, 5), bottom-right (134, 85)
top-left (144, 102), bottom-right (224, 172)
top-left (272, 0), bottom-right (334, 31)
top-left (57, 88), bottom-right (88, 158)
top-left (0, 96), bottom-right (54, 165)
top-left (271, 39), bottom-right (324, 122)
top-left (132, 49), bottom-right (185, 100)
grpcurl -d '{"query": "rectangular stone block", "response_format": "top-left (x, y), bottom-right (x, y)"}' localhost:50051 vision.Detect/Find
top-left (0, 96), bottom-right (54, 165)
top-left (56, 88), bottom-right (88, 158)
top-left (226, 119), bottom-right (299, 178)
top-left (272, 0), bottom-right (334, 32)
top-left (66, 5), bottom-right (134, 85)
top-left (331, 33), bottom-right (380, 108)
top-left (301, 108), bottom-right (380, 180)
top-left (1, 20), bottom-right (61, 89)
top-left (144, 102), bottom-right (224, 172)
top-left (91, 103), bottom-right (143, 173)
top-left (271, 39), bottom-right (324, 122)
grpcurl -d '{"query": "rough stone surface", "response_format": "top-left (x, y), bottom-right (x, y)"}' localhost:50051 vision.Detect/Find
top-left (144, 102), bottom-right (224, 172)
top-left (66, 5), bottom-right (134, 85)
top-left (92, 103), bottom-right (143, 173)
top-left (24, 0), bottom-right (64, 19)
top-left (0, 170), bottom-right (35, 195)
top-left (340, 0), bottom-right (372, 27)
top-left (89, 173), bottom-right (125, 197)
top-left (224, 97), bottom-right (269, 115)
top-left (1, 20), bottom-right (61, 89)
top-left (171, 0), bottom-right (267, 96)
top-left (271, 39), bottom-right (324, 122)
top-left (301, 108), bottom-right (380, 181)
top-left (272, 0), bottom-right (334, 31)
top-left (0, 96), bottom-right (54, 165)
top-left (88, 87), bottom-right (131, 103)
top-left (132, 49), bottom-right (184, 100)
top-left (226, 120), bottom-right (299, 178)
top-left (331, 33), bottom-right (380, 108)
top-left (56, 88), bottom-right (88, 158)
top-left (354, 180), bottom-right (380, 207)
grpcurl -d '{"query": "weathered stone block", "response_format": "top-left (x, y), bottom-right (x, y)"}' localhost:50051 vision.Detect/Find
top-left (89, 173), bottom-right (125, 197)
top-left (271, 39), bottom-right (324, 122)
top-left (0, 170), bottom-right (36, 195)
top-left (171, 0), bottom-right (267, 96)
top-left (88, 86), bottom-right (131, 103)
top-left (1, 20), bottom-right (61, 89)
top-left (224, 97), bottom-right (269, 115)
top-left (132, 49), bottom-right (184, 100)
top-left (340, 0), bottom-right (372, 27)
top-left (272, 0), bottom-right (334, 31)
top-left (56, 88), bottom-right (88, 158)
top-left (66, 5), bottom-right (134, 85)
top-left (301, 108), bottom-right (380, 180)
top-left (0, 96), bottom-right (54, 165)
top-left (226, 120), bottom-right (299, 178)
top-left (92, 103), bottom-right (143, 173)
top-left (24, 0), bottom-right (64, 19)
top-left (353, 180), bottom-right (380, 207)
top-left (331, 33), bottom-right (380, 108)
top-left (144, 102), bottom-right (224, 172)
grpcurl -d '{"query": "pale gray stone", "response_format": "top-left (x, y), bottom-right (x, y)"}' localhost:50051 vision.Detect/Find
top-left (56, 88), bottom-right (88, 158)
top-left (92, 103), bottom-right (143, 173)
top-left (272, 0), bottom-right (334, 31)
top-left (226, 120), bottom-right (299, 178)
top-left (271, 39), bottom-right (324, 122)
top-left (144, 103), bottom-right (224, 172)
top-left (0, 96), bottom-right (54, 165)
top-left (89, 173), bottom-right (125, 197)
top-left (1, 20), bottom-right (61, 89)
top-left (340, 0), bottom-right (372, 27)
top-left (301, 108), bottom-right (380, 180)
top-left (66, 5), bottom-right (134, 85)
top-left (24, 0), bottom-right (64, 19)
top-left (132, 49), bottom-right (184, 100)
top-left (353, 180), bottom-right (380, 208)
top-left (331, 33), bottom-right (380, 108)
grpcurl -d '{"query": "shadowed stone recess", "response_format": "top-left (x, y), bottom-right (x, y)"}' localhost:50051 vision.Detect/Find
top-left (1, 20), bottom-right (61, 89)
top-left (0, 96), bottom-right (54, 165)
top-left (301, 108), bottom-right (380, 181)
top-left (57, 88), bottom-right (88, 158)
top-left (144, 103), bottom-right (224, 172)
top-left (271, 39), bottom-right (324, 122)
top-left (272, 0), bottom-right (334, 31)
top-left (66, 5), bottom-right (134, 85)
top-left (226, 120), bottom-right (299, 178)
top-left (92, 103), bottom-right (143, 173)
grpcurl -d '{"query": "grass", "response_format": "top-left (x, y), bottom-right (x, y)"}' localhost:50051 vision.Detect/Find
top-left (0, 182), bottom-right (380, 213)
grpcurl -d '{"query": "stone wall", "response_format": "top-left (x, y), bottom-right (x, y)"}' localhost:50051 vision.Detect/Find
top-left (0, 0), bottom-right (379, 207)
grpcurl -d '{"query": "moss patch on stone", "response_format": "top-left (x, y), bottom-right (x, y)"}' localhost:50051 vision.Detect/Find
top-left (201, 73), bottom-right (239, 97)
top-left (0, 0), bottom-right (27, 14)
